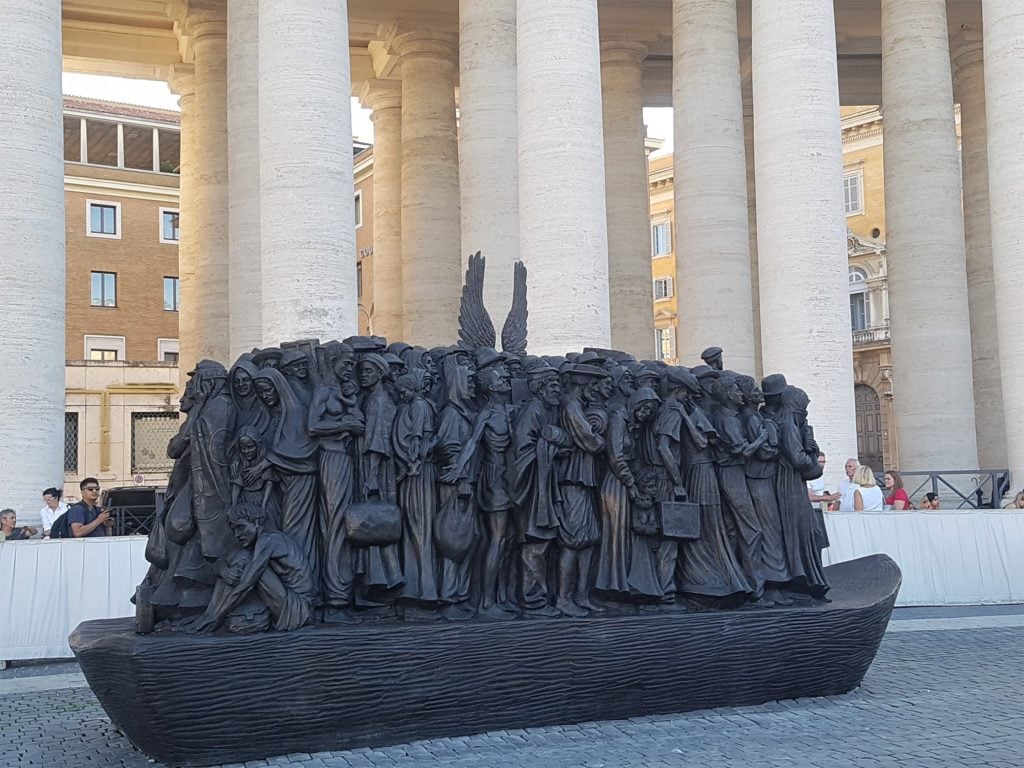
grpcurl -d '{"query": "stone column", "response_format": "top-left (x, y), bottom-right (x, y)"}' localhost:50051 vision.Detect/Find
top-left (881, 0), bottom-right (979, 471)
top-left (673, 0), bottom-right (755, 374)
top-left (983, 1), bottom-right (1024, 484)
top-left (187, 8), bottom-right (231, 363)
top-left (751, 0), bottom-right (858, 465)
top-left (394, 31), bottom-right (461, 347)
top-left (518, 0), bottom-right (610, 353)
top-left (742, 90), bottom-right (763, 379)
top-left (953, 40), bottom-right (1006, 470)
top-left (259, 0), bottom-right (356, 345)
top-left (360, 80), bottom-right (404, 342)
top-left (227, 0), bottom-right (261, 359)
top-left (0, 0), bottom-right (64, 518)
top-left (459, 0), bottom-right (520, 323)
top-left (601, 39), bottom-right (655, 359)
top-left (169, 66), bottom-right (199, 381)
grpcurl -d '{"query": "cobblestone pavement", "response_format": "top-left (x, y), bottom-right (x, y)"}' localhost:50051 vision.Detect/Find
top-left (2, 612), bottom-right (1023, 768)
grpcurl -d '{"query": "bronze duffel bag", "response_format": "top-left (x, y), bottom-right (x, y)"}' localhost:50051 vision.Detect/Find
top-left (344, 499), bottom-right (403, 547)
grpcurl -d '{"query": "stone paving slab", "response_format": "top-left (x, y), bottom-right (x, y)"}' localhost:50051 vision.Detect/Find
top-left (1, 624), bottom-right (1022, 767)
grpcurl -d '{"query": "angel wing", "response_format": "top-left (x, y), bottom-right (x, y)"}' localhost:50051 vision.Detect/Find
top-left (457, 251), bottom-right (496, 350)
top-left (501, 260), bottom-right (528, 355)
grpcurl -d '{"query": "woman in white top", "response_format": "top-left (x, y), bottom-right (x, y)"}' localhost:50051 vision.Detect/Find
top-left (852, 465), bottom-right (885, 511)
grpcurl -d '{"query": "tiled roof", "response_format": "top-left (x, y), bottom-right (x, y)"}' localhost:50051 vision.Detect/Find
top-left (63, 95), bottom-right (181, 125)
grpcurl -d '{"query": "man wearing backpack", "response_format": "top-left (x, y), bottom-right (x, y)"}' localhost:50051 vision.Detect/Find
top-left (67, 478), bottom-right (112, 538)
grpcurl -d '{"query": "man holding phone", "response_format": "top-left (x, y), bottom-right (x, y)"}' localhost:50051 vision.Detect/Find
top-left (68, 477), bottom-right (113, 538)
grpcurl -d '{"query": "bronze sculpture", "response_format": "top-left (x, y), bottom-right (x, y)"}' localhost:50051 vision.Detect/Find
top-left (133, 254), bottom-right (840, 631)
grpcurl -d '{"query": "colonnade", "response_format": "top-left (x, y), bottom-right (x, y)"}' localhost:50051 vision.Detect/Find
top-left (1, 0), bottom-right (1023, 516)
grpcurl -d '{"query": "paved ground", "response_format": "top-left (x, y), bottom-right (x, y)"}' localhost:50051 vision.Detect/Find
top-left (2, 607), bottom-right (1023, 768)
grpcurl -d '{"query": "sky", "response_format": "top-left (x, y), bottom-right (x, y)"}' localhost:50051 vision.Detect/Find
top-left (62, 72), bottom-right (673, 154)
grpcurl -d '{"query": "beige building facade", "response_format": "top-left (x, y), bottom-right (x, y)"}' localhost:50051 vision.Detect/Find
top-left (58, 97), bottom-right (184, 501)
top-left (1, 0), bottom-right (1022, 517)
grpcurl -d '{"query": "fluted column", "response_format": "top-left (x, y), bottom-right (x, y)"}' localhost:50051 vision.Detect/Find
top-left (459, 0), bottom-right (520, 323)
top-left (954, 39), bottom-right (1006, 470)
top-left (360, 80), bottom-right (404, 342)
top-left (227, 0), bottom-right (261, 359)
top-left (673, 0), bottom-right (755, 374)
top-left (188, 9), bottom-right (230, 363)
top-left (169, 66), bottom-right (199, 381)
top-left (518, 0), bottom-right (610, 353)
top-left (751, 0), bottom-right (858, 465)
top-left (743, 90), bottom-right (763, 379)
top-left (259, 0), bottom-right (356, 344)
top-left (983, 1), bottom-right (1024, 484)
top-left (0, 0), bottom-right (64, 519)
top-left (601, 40), bottom-right (654, 358)
top-left (394, 31), bottom-right (461, 347)
top-left (881, 0), bottom-right (979, 470)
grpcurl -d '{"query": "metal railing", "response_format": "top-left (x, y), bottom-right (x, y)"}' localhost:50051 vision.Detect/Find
top-left (898, 470), bottom-right (1011, 510)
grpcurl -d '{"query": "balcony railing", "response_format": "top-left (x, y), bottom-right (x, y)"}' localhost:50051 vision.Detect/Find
top-left (852, 323), bottom-right (891, 347)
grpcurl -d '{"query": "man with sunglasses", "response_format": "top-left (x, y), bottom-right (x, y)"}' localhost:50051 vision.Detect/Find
top-left (68, 477), bottom-right (112, 538)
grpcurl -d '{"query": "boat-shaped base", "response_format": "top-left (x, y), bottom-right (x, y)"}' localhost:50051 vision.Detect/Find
top-left (71, 554), bottom-right (900, 767)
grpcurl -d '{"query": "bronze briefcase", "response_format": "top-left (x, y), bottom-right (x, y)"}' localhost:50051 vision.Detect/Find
top-left (658, 500), bottom-right (701, 541)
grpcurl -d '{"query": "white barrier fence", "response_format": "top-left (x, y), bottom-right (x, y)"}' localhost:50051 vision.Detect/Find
top-left (1, 536), bottom-right (148, 661)
top-left (2, 512), bottom-right (1023, 660)
top-left (823, 510), bottom-right (1024, 605)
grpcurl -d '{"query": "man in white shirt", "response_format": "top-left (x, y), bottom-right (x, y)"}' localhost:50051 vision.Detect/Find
top-left (39, 487), bottom-right (67, 538)
top-left (807, 453), bottom-right (840, 511)
top-left (838, 458), bottom-right (860, 512)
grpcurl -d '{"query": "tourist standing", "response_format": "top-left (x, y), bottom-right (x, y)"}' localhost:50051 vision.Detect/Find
top-left (39, 487), bottom-right (67, 537)
top-left (883, 471), bottom-right (911, 510)
top-left (67, 478), bottom-right (111, 537)
top-left (852, 466), bottom-right (885, 511)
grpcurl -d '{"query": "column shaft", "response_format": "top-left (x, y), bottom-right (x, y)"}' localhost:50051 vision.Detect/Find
top-left (397, 32), bottom-right (461, 347)
top-left (673, 0), bottom-right (755, 373)
top-left (189, 17), bottom-right (230, 363)
top-left (954, 41), bottom-right (1006, 470)
top-left (743, 93), bottom-right (763, 379)
top-left (227, 0), bottom-right (261, 359)
top-left (881, 0), bottom-right (979, 470)
top-left (259, 0), bottom-right (356, 345)
top-left (982, 1), bottom-right (1024, 484)
top-left (361, 81), bottom-right (404, 341)
top-left (0, 0), bottom-right (64, 518)
top-left (518, 0), bottom-right (610, 353)
top-left (601, 41), bottom-right (655, 358)
top-left (170, 70), bottom-right (198, 381)
top-left (751, 0), bottom-right (858, 465)
top-left (459, 0), bottom-right (520, 323)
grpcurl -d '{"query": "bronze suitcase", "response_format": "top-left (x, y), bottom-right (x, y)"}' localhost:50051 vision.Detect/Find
top-left (658, 500), bottom-right (701, 541)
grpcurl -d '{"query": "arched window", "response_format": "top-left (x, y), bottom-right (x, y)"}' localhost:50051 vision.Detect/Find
top-left (849, 267), bottom-right (869, 331)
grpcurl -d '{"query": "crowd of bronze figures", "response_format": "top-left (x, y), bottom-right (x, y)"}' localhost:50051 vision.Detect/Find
top-left (138, 338), bottom-right (832, 634)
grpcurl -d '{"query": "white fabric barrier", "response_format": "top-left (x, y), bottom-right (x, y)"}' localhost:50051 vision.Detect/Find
top-left (823, 510), bottom-right (1024, 605)
top-left (0, 536), bottom-right (149, 660)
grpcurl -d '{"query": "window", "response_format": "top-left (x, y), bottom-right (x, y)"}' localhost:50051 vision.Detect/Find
top-left (164, 277), bottom-right (180, 311)
top-left (354, 191), bottom-right (363, 228)
top-left (84, 334), bottom-right (126, 361)
top-left (654, 277), bottom-right (674, 301)
top-left (656, 326), bottom-right (677, 362)
top-left (160, 208), bottom-right (180, 243)
top-left (849, 267), bottom-right (869, 331)
top-left (87, 200), bottom-right (120, 238)
top-left (843, 173), bottom-right (863, 216)
top-left (131, 412), bottom-right (180, 474)
top-left (651, 222), bottom-right (672, 257)
top-left (91, 271), bottom-right (117, 307)
top-left (357, 262), bottom-right (363, 298)
top-left (64, 412), bottom-right (79, 473)
top-left (157, 338), bottom-right (179, 363)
